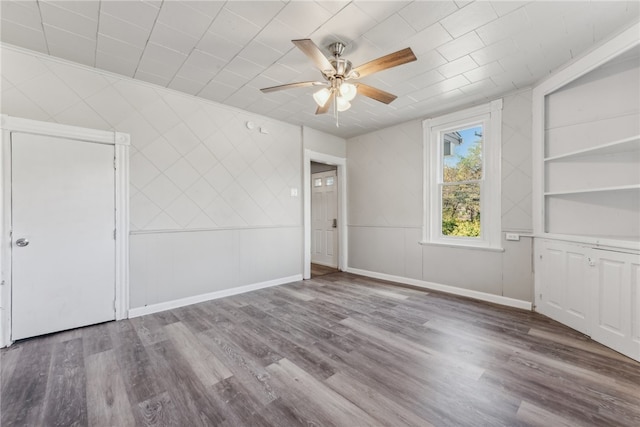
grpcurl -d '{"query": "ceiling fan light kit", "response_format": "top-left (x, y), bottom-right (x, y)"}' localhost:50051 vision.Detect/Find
top-left (260, 39), bottom-right (416, 127)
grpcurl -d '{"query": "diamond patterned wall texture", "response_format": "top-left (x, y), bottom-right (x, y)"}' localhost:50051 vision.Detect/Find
top-left (1, 47), bottom-right (302, 232)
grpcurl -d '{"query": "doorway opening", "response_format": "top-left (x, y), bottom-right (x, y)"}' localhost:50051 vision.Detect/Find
top-left (303, 150), bottom-right (347, 280)
top-left (311, 162), bottom-right (339, 278)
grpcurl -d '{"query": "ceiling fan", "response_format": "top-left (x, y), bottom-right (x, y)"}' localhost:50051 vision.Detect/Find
top-left (260, 39), bottom-right (417, 126)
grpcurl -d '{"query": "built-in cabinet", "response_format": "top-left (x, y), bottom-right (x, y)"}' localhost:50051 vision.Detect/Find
top-left (535, 240), bottom-right (640, 361)
top-left (532, 24), bottom-right (640, 361)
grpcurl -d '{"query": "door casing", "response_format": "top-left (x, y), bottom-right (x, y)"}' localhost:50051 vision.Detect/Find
top-left (303, 150), bottom-right (347, 279)
top-left (0, 115), bottom-right (130, 347)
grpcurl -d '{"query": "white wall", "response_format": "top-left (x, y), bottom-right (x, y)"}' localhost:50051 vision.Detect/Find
top-left (347, 90), bottom-right (534, 302)
top-left (303, 126), bottom-right (346, 158)
top-left (1, 46), bottom-right (303, 309)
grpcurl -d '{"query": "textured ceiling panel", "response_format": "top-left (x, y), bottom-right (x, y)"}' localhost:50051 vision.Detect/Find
top-left (1, 0), bottom-right (638, 138)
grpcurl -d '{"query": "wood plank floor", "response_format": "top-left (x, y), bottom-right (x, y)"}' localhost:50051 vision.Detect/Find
top-left (2, 272), bottom-right (639, 426)
top-left (310, 263), bottom-right (339, 277)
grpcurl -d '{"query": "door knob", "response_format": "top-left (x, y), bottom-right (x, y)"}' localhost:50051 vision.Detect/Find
top-left (15, 238), bottom-right (29, 247)
top-left (332, 218), bottom-right (337, 228)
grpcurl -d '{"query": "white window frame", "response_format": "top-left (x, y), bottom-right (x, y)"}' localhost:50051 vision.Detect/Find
top-left (422, 99), bottom-right (502, 250)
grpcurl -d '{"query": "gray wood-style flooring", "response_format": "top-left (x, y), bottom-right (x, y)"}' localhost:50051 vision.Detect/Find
top-left (2, 272), bottom-right (639, 426)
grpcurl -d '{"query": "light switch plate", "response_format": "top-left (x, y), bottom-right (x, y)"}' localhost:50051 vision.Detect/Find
top-left (290, 188), bottom-right (298, 197)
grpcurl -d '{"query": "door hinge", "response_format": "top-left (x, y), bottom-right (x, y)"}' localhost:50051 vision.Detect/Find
top-left (113, 229), bottom-right (116, 240)
top-left (114, 157), bottom-right (117, 169)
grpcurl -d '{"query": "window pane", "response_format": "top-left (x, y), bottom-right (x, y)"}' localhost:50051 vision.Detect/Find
top-left (325, 176), bottom-right (335, 186)
top-left (442, 125), bottom-right (483, 183)
top-left (314, 178), bottom-right (323, 187)
top-left (441, 183), bottom-right (481, 237)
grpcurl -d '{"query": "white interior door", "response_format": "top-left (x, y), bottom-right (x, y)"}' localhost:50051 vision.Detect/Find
top-left (11, 132), bottom-right (116, 340)
top-left (311, 170), bottom-right (338, 267)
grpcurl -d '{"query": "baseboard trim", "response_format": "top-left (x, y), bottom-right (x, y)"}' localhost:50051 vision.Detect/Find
top-left (128, 274), bottom-right (303, 318)
top-left (346, 268), bottom-right (532, 311)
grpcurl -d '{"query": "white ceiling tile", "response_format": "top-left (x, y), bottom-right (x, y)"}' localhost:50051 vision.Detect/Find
top-left (224, 1), bottom-right (285, 28)
top-left (490, 1), bottom-right (529, 17)
top-left (97, 34), bottom-right (144, 63)
top-left (463, 61), bottom-right (504, 83)
top-left (0, 20), bottom-right (48, 53)
top-left (253, 20), bottom-right (303, 54)
top-left (363, 14), bottom-right (416, 49)
top-left (398, 0), bottom-right (458, 32)
top-left (197, 31), bottom-right (245, 60)
top-left (182, 50), bottom-right (226, 73)
top-left (198, 79), bottom-right (237, 102)
top-left (134, 68), bottom-right (173, 87)
top-left (315, 1), bottom-right (351, 15)
top-left (209, 8), bottom-right (262, 46)
top-left (408, 69), bottom-right (446, 88)
top-left (1, 1), bottom-right (42, 30)
top-left (95, 51), bottom-right (138, 77)
top-left (148, 23), bottom-right (199, 55)
top-left (440, 1), bottom-right (498, 38)
top-left (354, 1), bottom-right (410, 23)
top-left (174, 63), bottom-right (217, 84)
top-left (47, 0), bottom-right (99, 21)
top-left (156, 1), bottom-right (213, 39)
top-left (404, 23), bottom-right (453, 56)
top-left (100, 0), bottom-right (159, 29)
top-left (212, 68), bottom-right (250, 88)
top-left (470, 38), bottom-right (519, 66)
top-left (437, 31), bottom-right (485, 61)
top-left (48, 41), bottom-right (95, 67)
top-left (274, 2), bottom-right (332, 37)
top-left (39, 2), bottom-right (98, 40)
top-left (476, 7), bottom-right (530, 46)
top-left (98, 12), bottom-right (151, 48)
top-left (313, 3), bottom-right (378, 45)
top-left (438, 55), bottom-right (478, 78)
top-left (141, 42), bottom-right (188, 64)
top-left (136, 59), bottom-right (180, 82)
top-left (239, 40), bottom-right (284, 68)
top-left (182, 1), bottom-right (225, 18)
top-left (224, 56), bottom-right (265, 80)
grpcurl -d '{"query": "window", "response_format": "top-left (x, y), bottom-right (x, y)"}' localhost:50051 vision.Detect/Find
top-left (423, 100), bottom-right (502, 249)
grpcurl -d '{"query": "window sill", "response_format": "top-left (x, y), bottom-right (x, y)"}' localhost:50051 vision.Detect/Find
top-left (419, 241), bottom-right (505, 253)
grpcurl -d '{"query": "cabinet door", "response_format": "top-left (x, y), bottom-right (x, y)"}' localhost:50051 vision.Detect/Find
top-left (590, 249), bottom-right (640, 360)
top-left (535, 240), bottom-right (590, 334)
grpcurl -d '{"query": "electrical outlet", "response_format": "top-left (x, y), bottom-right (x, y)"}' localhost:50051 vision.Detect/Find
top-left (290, 188), bottom-right (298, 197)
top-left (505, 233), bottom-right (520, 241)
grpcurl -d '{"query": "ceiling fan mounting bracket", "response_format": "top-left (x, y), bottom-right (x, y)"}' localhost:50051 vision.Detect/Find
top-left (328, 42), bottom-right (346, 58)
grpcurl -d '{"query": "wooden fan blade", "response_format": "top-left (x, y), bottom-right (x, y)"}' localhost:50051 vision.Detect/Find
top-left (292, 39), bottom-right (335, 74)
top-left (352, 47), bottom-right (417, 78)
top-left (315, 96), bottom-right (333, 115)
top-left (357, 83), bottom-right (397, 104)
top-left (260, 81), bottom-right (326, 93)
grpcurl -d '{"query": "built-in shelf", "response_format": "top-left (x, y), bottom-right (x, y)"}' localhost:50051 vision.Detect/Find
top-left (544, 184), bottom-right (640, 196)
top-left (544, 135), bottom-right (640, 162)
